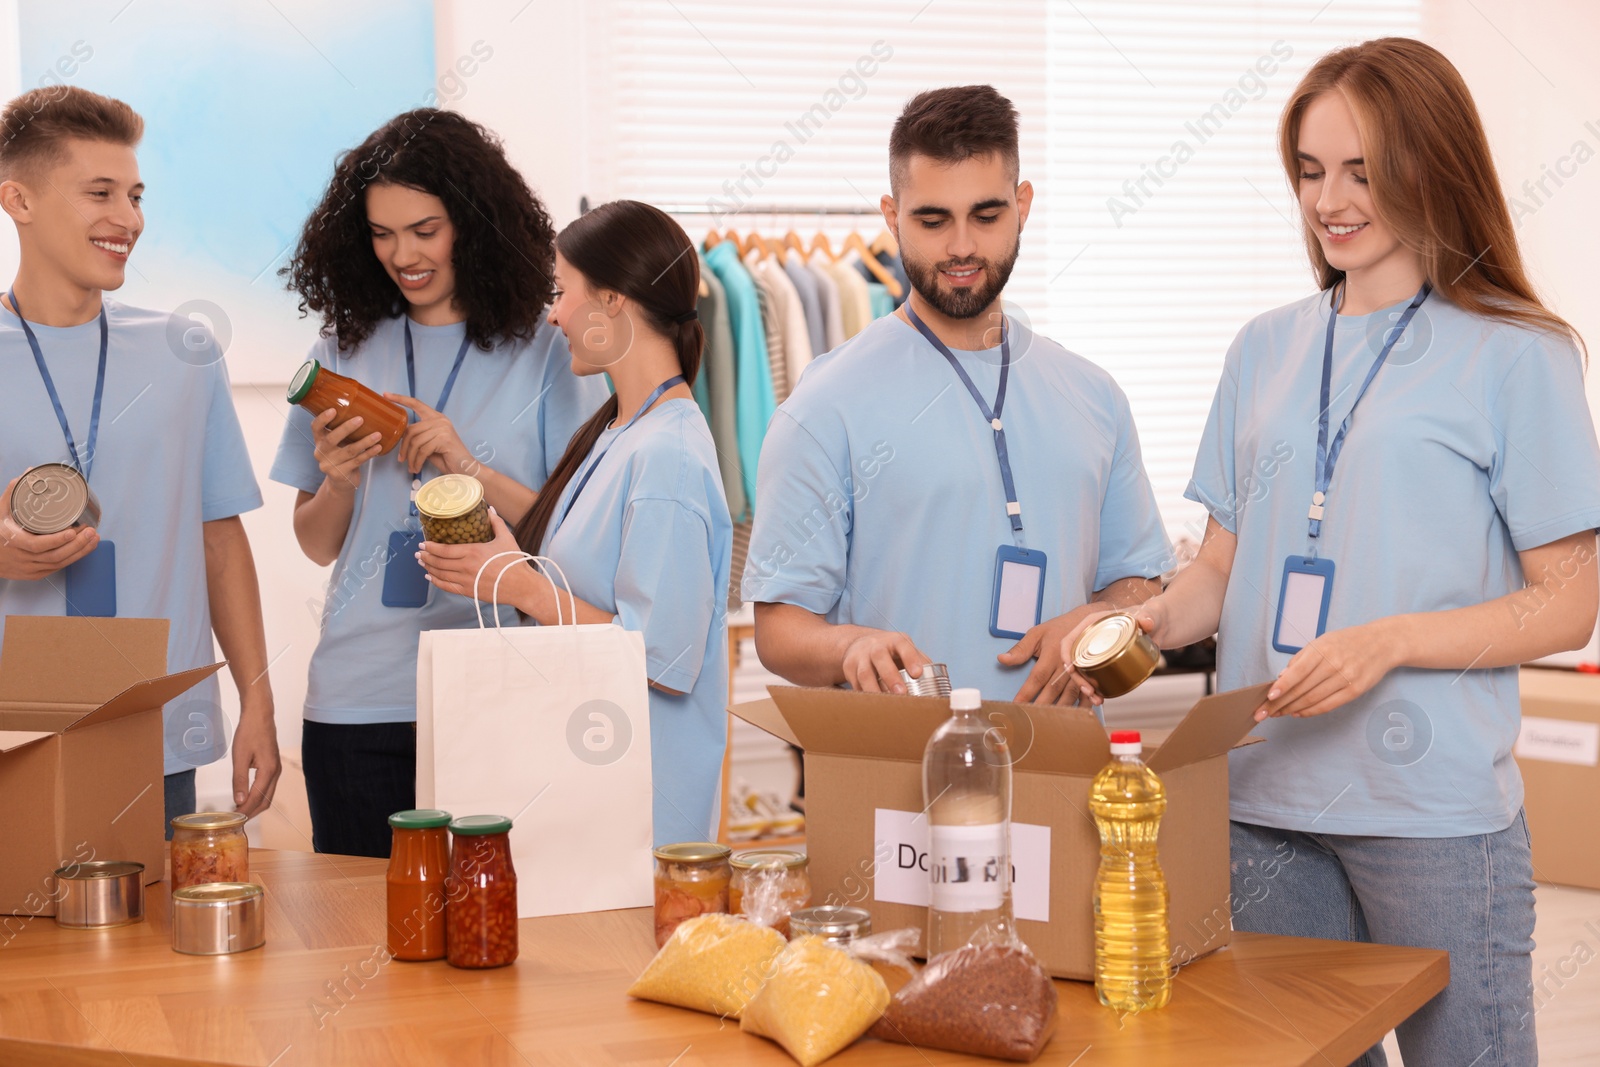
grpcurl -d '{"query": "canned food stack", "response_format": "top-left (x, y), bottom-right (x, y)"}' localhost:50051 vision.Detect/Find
top-left (415, 474), bottom-right (493, 544)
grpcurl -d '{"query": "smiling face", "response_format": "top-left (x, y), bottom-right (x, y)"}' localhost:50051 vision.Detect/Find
top-left (1294, 91), bottom-right (1410, 287)
top-left (890, 151), bottom-right (1029, 322)
top-left (365, 182), bottom-right (458, 318)
top-left (4, 137), bottom-right (144, 294)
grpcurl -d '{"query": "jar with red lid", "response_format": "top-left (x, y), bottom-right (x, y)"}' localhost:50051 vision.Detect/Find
top-left (386, 809), bottom-right (452, 961)
top-left (445, 814), bottom-right (517, 969)
top-left (286, 358), bottom-right (408, 455)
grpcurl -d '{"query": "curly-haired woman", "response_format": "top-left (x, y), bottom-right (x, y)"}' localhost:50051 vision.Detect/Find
top-left (269, 109), bottom-right (607, 857)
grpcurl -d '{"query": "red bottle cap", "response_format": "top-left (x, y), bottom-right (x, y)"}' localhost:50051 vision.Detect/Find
top-left (1109, 730), bottom-right (1141, 744)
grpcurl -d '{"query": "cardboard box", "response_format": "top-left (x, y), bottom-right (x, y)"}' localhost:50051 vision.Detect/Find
top-left (0, 616), bottom-right (223, 916)
top-left (1518, 666), bottom-right (1600, 890)
top-left (732, 682), bottom-right (1270, 981)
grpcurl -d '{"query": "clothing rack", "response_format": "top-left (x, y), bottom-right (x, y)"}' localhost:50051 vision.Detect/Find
top-left (579, 196), bottom-right (883, 219)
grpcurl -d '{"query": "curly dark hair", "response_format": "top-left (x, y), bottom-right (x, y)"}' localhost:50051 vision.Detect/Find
top-left (282, 109), bottom-right (557, 353)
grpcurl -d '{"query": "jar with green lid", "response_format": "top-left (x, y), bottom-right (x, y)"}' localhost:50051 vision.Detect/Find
top-left (729, 849), bottom-right (810, 936)
top-left (387, 809), bottom-right (452, 961)
top-left (445, 814), bottom-right (517, 968)
top-left (653, 841), bottom-right (731, 947)
top-left (415, 474), bottom-right (493, 545)
top-left (169, 812), bottom-right (249, 891)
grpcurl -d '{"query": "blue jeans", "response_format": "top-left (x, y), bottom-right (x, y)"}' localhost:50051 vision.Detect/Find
top-left (163, 770), bottom-right (197, 840)
top-left (1231, 815), bottom-right (1536, 1067)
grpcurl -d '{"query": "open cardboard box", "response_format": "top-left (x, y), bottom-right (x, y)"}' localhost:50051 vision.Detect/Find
top-left (0, 616), bottom-right (223, 916)
top-left (732, 681), bottom-right (1270, 981)
top-left (1517, 667), bottom-right (1600, 890)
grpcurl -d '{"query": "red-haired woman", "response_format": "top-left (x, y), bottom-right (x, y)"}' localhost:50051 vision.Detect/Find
top-left (1065, 38), bottom-right (1600, 1064)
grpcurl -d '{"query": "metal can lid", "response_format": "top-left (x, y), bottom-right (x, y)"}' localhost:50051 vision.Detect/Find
top-left (449, 814), bottom-right (512, 836)
top-left (388, 809), bottom-right (453, 830)
top-left (415, 474), bottom-right (485, 520)
top-left (172, 882), bottom-right (263, 906)
top-left (652, 841), bottom-right (731, 864)
top-left (730, 848), bottom-right (808, 871)
top-left (286, 359), bottom-right (321, 404)
top-left (12, 463), bottom-right (89, 535)
top-left (170, 811), bottom-right (248, 832)
top-left (789, 905), bottom-right (871, 940)
top-left (53, 860), bottom-right (144, 880)
top-left (1074, 613), bottom-right (1138, 669)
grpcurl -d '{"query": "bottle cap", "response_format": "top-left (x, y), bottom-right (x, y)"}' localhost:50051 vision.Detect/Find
top-left (1109, 729), bottom-right (1142, 755)
top-left (950, 687), bottom-right (982, 711)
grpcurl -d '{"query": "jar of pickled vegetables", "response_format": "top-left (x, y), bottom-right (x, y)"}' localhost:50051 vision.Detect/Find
top-left (415, 474), bottom-right (493, 545)
top-left (169, 812), bottom-right (249, 892)
top-left (652, 842), bottom-right (731, 948)
top-left (287, 359), bottom-right (408, 455)
top-left (729, 850), bottom-right (811, 936)
top-left (445, 815), bottom-right (517, 969)
top-left (386, 809), bottom-right (451, 961)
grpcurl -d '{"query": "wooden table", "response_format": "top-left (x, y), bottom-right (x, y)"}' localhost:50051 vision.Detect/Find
top-left (0, 850), bottom-right (1447, 1066)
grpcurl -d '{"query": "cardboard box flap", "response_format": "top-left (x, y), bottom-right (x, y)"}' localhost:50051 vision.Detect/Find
top-left (0, 729), bottom-right (55, 755)
top-left (0, 616), bottom-right (169, 706)
top-left (1010, 701), bottom-right (1113, 776)
top-left (729, 696), bottom-right (801, 747)
top-left (1147, 681), bottom-right (1272, 774)
top-left (767, 686), bottom-right (948, 761)
top-left (66, 663), bottom-right (226, 732)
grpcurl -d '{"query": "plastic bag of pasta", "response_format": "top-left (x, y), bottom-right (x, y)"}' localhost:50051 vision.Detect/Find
top-left (868, 941), bottom-right (1059, 1062)
top-left (627, 912), bottom-right (788, 1019)
top-left (740, 934), bottom-right (893, 1066)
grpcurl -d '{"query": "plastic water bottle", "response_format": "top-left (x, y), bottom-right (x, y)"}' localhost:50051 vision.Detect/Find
top-left (1090, 729), bottom-right (1171, 1011)
top-left (923, 686), bottom-right (1014, 955)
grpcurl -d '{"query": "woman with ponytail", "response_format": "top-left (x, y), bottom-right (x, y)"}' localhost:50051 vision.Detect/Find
top-left (1061, 39), bottom-right (1600, 1064)
top-left (420, 200), bottom-right (733, 847)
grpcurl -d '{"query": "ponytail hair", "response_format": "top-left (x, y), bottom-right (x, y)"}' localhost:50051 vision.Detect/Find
top-left (514, 200), bottom-right (704, 555)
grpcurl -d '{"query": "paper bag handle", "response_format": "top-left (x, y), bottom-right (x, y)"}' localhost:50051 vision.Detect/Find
top-left (471, 551), bottom-right (579, 629)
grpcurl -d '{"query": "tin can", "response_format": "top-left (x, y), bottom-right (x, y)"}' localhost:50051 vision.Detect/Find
top-left (171, 882), bottom-right (265, 955)
top-left (10, 462), bottom-right (100, 535)
top-left (415, 474), bottom-right (493, 545)
top-left (53, 860), bottom-right (144, 929)
top-left (898, 663), bottom-right (951, 698)
top-left (788, 905), bottom-right (872, 945)
top-left (1072, 612), bottom-right (1161, 699)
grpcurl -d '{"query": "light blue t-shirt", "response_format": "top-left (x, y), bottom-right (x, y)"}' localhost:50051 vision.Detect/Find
top-left (269, 317), bottom-right (606, 724)
top-left (743, 312), bottom-right (1172, 700)
top-left (1188, 290), bottom-right (1600, 837)
top-left (540, 397), bottom-right (732, 847)
top-left (0, 299), bottom-right (263, 775)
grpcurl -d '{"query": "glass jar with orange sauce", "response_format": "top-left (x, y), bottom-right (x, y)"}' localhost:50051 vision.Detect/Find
top-left (287, 358), bottom-right (408, 454)
top-left (386, 809), bottom-right (452, 961)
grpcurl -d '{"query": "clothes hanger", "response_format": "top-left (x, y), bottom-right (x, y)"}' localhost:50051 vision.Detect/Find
top-left (869, 226), bottom-right (899, 259)
top-left (703, 228), bottom-right (722, 250)
top-left (843, 229), bottom-right (902, 298)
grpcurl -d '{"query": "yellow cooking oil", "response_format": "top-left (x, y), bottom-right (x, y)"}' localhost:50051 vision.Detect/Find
top-left (1089, 729), bottom-right (1171, 1012)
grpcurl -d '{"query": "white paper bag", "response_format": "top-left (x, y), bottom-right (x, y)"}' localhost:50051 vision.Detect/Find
top-left (416, 553), bottom-right (654, 917)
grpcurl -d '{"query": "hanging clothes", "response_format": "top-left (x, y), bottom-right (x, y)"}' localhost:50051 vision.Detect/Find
top-left (856, 249), bottom-right (910, 309)
top-left (694, 254), bottom-right (746, 523)
top-left (702, 240), bottom-right (773, 511)
top-left (782, 249), bottom-right (827, 358)
top-left (744, 250), bottom-right (790, 406)
top-left (806, 251), bottom-right (846, 351)
top-left (865, 282), bottom-right (895, 321)
top-left (759, 256), bottom-right (814, 393)
top-left (827, 256), bottom-right (873, 338)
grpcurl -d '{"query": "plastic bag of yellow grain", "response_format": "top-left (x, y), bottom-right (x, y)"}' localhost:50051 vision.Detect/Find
top-left (740, 934), bottom-right (891, 1066)
top-left (628, 912), bottom-right (787, 1019)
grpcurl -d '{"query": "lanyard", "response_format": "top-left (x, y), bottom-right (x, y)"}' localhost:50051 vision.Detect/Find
top-left (904, 302), bottom-right (1023, 546)
top-left (404, 318), bottom-right (472, 518)
top-left (9, 291), bottom-right (108, 481)
top-left (403, 318), bottom-right (471, 417)
top-left (1307, 280), bottom-right (1431, 545)
top-left (555, 375), bottom-right (686, 533)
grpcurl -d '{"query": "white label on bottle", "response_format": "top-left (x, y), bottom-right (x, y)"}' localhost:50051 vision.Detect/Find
top-left (872, 808), bottom-right (1050, 921)
top-left (928, 823), bottom-right (1006, 912)
top-left (1516, 716), bottom-right (1600, 766)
